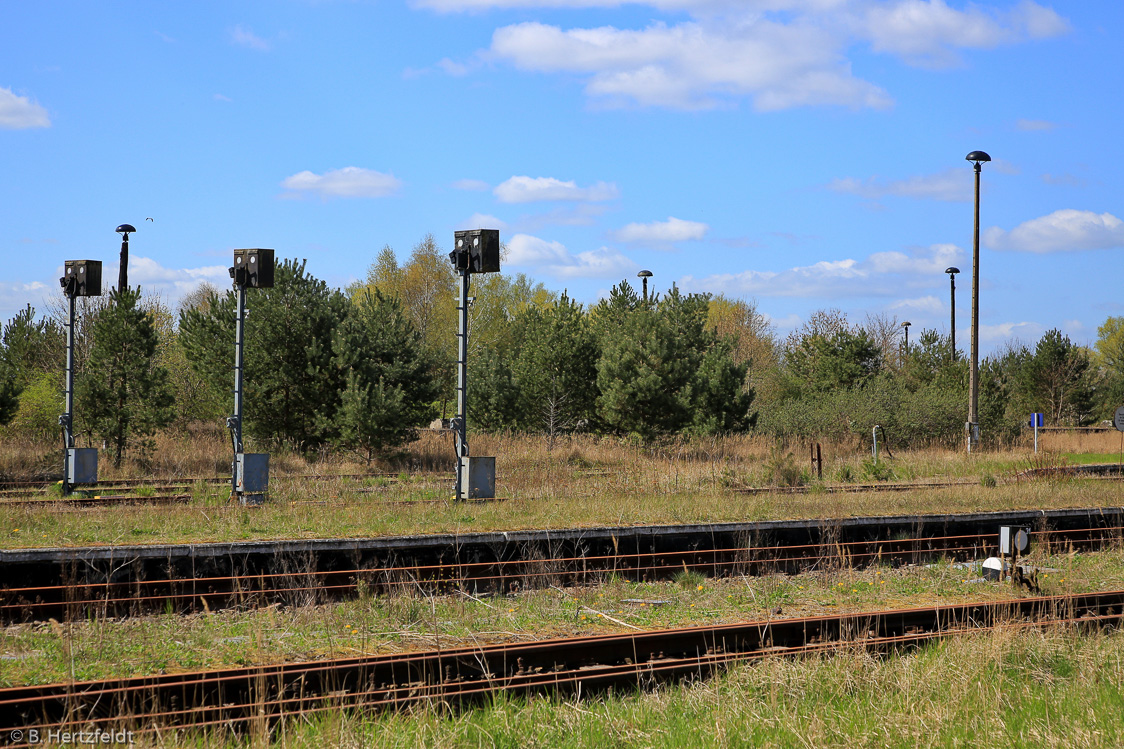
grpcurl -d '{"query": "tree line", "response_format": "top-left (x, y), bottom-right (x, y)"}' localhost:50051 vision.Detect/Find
top-left (2, 233), bottom-right (1122, 464)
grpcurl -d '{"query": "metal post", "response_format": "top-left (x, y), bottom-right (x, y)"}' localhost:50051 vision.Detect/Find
top-left (872, 425), bottom-right (879, 464)
top-left (454, 269), bottom-right (470, 501)
top-left (118, 232), bottom-right (129, 292)
top-left (1034, 421), bottom-right (1039, 454)
top-left (229, 284), bottom-right (246, 493)
top-left (968, 159), bottom-right (984, 453)
top-left (60, 292), bottom-right (76, 496)
top-left (949, 273), bottom-right (957, 360)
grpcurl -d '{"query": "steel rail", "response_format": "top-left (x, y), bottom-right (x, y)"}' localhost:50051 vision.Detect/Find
top-left (2, 590), bottom-right (1121, 742)
top-left (0, 472), bottom-right (421, 493)
top-left (3, 525), bottom-right (1119, 622)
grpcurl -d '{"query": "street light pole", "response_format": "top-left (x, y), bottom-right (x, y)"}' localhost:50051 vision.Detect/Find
top-left (945, 266), bottom-right (960, 360)
top-left (637, 270), bottom-right (653, 303)
top-left (965, 151), bottom-right (990, 453)
top-left (115, 224), bottom-right (136, 293)
top-left (900, 321), bottom-right (911, 366)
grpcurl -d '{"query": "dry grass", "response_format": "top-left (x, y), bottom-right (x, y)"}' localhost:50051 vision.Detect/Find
top-left (2, 427), bottom-right (1123, 549)
top-left (2, 545), bottom-right (1115, 688)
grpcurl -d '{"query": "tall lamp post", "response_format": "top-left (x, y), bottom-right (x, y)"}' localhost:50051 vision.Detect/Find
top-left (945, 266), bottom-right (960, 360)
top-left (966, 150), bottom-right (991, 453)
top-left (115, 224), bottom-right (136, 292)
top-left (637, 270), bottom-right (653, 302)
top-left (900, 321), bottom-right (911, 365)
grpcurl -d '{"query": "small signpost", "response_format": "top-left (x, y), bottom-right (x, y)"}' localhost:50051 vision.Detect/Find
top-left (1029, 412), bottom-right (1044, 453)
top-left (1114, 405), bottom-right (1124, 473)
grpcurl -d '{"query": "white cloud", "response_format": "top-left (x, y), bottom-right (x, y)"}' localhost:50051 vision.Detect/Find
top-left (1041, 173), bottom-right (1083, 187)
top-left (828, 168), bottom-right (970, 202)
top-left (280, 167), bottom-right (402, 199)
top-left (230, 25), bottom-right (271, 51)
top-left (866, 243), bottom-right (962, 274)
top-left (494, 175), bottom-right (619, 203)
top-left (984, 210), bottom-right (1124, 253)
top-left (126, 256), bottom-right (230, 292)
top-left (889, 295), bottom-right (943, 314)
top-left (512, 204), bottom-right (608, 231)
top-left (678, 242), bottom-right (963, 298)
top-left (214, 93), bottom-right (232, 103)
top-left (980, 320), bottom-right (1042, 344)
top-left (612, 216), bottom-right (709, 243)
top-left (762, 312), bottom-right (803, 333)
top-left (457, 213), bottom-right (508, 230)
top-left (451, 178), bottom-right (491, 191)
top-left (506, 233), bottom-right (636, 278)
top-left (1017, 118), bottom-right (1058, 131)
top-left (0, 87), bottom-right (50, 129)
top-left (422, 1), bottom-right (1068, 110)
top-left (0, 281), bottom-right (52, 323)
top-left (857, 0), bottom-right (1069, 68)
top-left (490, 19), bottom-right (892, 111)
top-left (437, 58), bottom-right (471, 76)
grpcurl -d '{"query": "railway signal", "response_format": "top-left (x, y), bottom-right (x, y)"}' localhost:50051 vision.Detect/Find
top-left (58, 259), bottom-right (103, 496)
top-left (227, 248), bottom-right (274, 504)
top-left (448, 229), bottom-right (500, 501)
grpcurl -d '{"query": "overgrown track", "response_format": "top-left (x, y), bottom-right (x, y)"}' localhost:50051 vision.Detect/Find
top-left (3, 507), bottom-right (1122, 622)
top-left (3, 590), bottom-right (1122, 741)
top-left (0, 473), bottom-right (413, 500)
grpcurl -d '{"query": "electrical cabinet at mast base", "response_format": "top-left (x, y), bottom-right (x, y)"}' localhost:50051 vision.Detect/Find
top-left (234, 453), bottom-right (269, 494)
top-left (460, 456), bottom-right (495, 499)
top-left (66, 448), bottom-right (98, 485)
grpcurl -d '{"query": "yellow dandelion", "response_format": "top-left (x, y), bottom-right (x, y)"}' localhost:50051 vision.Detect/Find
top-left (697, 584), bottom-right (704, 591)
top-left (508, 608), bottom-right (514, 612)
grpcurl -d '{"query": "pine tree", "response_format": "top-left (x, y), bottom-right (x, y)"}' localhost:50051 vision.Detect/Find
top-left (0, 362), bottom-right (19, 427)
top-left (596, 286), bottom-right (754, 438)
top-left (179, 259), bottom-right (349, 451)
top-left (1020, 329), bottom-right (1093, 425)
top-left (510, 294), bottom-right (598, 440)
top-left (330, 289), bottom-right (437, 461)
top-left (77, 287), bottom-right (174, 466)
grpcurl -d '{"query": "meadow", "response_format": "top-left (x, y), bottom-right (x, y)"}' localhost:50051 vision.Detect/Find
top-left (2, 427), bottom-right (1123, 747)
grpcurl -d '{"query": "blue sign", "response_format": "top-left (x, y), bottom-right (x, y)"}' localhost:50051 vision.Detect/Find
top-left (1030, 413), bottom-right (1044, 428)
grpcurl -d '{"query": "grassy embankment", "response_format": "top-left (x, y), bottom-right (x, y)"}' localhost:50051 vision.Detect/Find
top-left (1, 430), bottom-right (1122, 549)
top-left (2, 547), bottom-right (1117, 687)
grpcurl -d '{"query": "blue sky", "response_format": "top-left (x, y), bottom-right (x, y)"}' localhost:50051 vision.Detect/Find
top-left (2, 1), bottom-right (1121, 352)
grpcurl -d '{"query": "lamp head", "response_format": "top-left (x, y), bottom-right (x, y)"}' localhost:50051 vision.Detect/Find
top-left (965, 151), bottom-right (991, 165)
top-left (945, 266), bottom-right (960, 275)
top-left (901, 321), bottom-right (911, 328)
top-left (637, 270), bottom-right (653, 278)
top-left (116, 224), bottom-right (136, 235)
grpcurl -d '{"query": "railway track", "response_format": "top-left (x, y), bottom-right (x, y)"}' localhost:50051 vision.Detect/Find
top-left (0, 472), bottom-right (418, 501)
top-left (4, 507), bottom-right (1121, 622)
top-left (2, 589), bottom-right (1121, 742)
top-left (2, 465), bottom-right (1119, 503)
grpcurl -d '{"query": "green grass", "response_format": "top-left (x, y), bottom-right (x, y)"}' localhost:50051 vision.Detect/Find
top-left (48, 626), bottom-right (1124, 748)
top-left (1062, 452), bottom-right (1124, 465)
top-left (342, 628), bottom-right (1124, 749)
top-left (2, 476), bottom-right (1122, 550)
top-left (2, 547), bottom-right (1115, 689)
